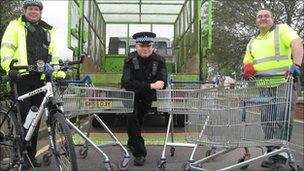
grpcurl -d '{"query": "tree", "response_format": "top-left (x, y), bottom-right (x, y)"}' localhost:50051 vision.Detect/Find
top-left (0, 0), bottom-right (23, 40)
top-left (207, 0), bottom-right (304, 79)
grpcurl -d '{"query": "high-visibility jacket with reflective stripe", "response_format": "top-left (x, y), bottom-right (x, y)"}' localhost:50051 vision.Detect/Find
top-left (0, 16), bottom-right (57, 73)
top-left (243, 24), bottom-right (300, 77)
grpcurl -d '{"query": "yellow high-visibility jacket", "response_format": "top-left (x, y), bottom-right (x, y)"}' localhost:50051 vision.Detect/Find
top-left (0, 16), bottom-right (57, 74)
top-left (243, 24), bottom-right (301, 85)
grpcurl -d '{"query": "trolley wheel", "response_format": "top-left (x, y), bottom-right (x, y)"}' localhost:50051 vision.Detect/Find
top-left (157, 160), bottom-right (166, 171)
top-left (79, 147), bottom-right (88, 159)
top-left (290, 165), bottom-right (296, 171)
top-left (42, 153), bottom-right (52, 166)
top-left (182, 162), bottom-right (190, 171)
top-left (104, 162), bottom-right (115, 171)
top-left (290, 164), bottom-right (303, 171)
top-left (237, 156), bottom-right (249, 169)
top-left (205, 147), bottom-right (217, 157)
top-left (170, 147), bottom-right (175, 157)
top-left (118, 159), bottom-right (129, 171)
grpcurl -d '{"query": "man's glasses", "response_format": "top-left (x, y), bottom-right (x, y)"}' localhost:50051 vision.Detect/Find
top-left (257, 14), bottom-right (271, 19)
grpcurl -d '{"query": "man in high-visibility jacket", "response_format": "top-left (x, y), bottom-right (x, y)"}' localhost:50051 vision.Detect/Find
top-left (0, 0), bottom-right (57, 169)
top-left (243, 8), bottom-right (303, 169)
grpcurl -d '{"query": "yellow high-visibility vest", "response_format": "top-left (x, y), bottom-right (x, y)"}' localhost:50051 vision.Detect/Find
top-left (0, 16), bottom-right (57, 73)
top-left (243, 24), bottom-right (301, 85)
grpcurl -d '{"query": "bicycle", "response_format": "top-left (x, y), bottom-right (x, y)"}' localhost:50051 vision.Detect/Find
top-left (0, 57), bottom-right (83, 170)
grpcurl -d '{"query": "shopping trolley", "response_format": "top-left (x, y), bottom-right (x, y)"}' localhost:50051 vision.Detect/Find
top-left (54, 75), bottom-right (134, 170)
top-left (186, 75), bottom-right (302, 170)
top-left (156, 75), bottom-right (211, 170)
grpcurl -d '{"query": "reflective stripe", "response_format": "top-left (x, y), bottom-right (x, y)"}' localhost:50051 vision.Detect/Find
top-left (274, 25), bottom-right (280, 60)
top-left (46, 31), bottom-right (51, 43)
top-left (256, 67), bottom-right (289, 75)
top-left (2, 56), bottom-right (13, 62)
top-left (1, 43), bottom-right (17, 51)
top-left (249, 25), bottom-right (280, 59)
top-left (253, 55), bottom-right (289, 64)
top-left (248, 37), bottom-right (255, 55)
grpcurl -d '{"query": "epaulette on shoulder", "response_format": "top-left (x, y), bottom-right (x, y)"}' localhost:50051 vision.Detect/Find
top-left (39, 20), bottom-right (53, 30)
top-left (125, 52), bottom-right (136, 62)
top-left (153, 53), bottom-right (166, 63)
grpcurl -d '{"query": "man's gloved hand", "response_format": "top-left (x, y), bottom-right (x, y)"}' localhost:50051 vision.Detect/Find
top-left (52, 71), bottom-right (66, 79)
top-left (287, 64), bottom-right (301, 78)
top-left (44, 64), bottom-right (54, 75)
top-left (243, 63), bottom-right (255, 79)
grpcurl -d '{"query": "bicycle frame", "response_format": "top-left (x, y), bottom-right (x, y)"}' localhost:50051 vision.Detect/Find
top-left (1, 57), bottom-right (83, 170)
top-left (17, 81), bottom-right (61, 141)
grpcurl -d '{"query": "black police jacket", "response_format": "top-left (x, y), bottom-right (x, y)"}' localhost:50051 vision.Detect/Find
top-left (121, 51), bottom-right (167, 101)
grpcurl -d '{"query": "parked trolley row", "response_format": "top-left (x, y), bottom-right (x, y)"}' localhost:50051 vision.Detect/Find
top-left (2, 70), bottom-right (302, 171)
top-left (156, 75), bottom-right (302, 171)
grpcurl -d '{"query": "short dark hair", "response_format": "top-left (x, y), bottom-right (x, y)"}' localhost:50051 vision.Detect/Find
top-left (257, 8), bottom-right (274, 19)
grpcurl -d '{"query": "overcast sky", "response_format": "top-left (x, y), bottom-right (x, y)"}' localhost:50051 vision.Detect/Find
top-left (41, 1), bottom-right (73, 60)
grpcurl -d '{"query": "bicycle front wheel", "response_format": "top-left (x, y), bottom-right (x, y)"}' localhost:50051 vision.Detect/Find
top-left (51, 112), bottom-right (78, 171)
top-left (0, 107), bottom-right (21, 170)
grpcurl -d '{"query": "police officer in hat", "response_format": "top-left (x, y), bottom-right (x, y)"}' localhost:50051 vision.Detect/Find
top-left (121, 31), bottom-right (167, 166)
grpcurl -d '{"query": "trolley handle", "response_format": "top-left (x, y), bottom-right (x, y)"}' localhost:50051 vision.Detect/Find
top-left (60, 75), bottom-right (93, 84)
top-left (170, 80), bottom-right (206, 84)
top-left (242, 74), bottom-right (289, 80)
top-left (254, 74), bottom-right (286, 78)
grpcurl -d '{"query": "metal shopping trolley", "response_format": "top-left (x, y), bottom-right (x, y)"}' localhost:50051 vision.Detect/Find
top-left (55, 75), bottom-right (134, 170)
top-left (156, 75), bottom-right (212, 170)
top-left (186, 75), bottom-right (302, 170)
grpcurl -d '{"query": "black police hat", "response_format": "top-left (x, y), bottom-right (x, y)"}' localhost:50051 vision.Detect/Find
top-left (132, 31), bottom-right (156, 45)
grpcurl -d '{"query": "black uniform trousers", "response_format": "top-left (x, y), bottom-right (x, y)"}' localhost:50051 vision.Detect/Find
top-left (127, 99), bottom-right (152, 157)
top-left (16, 74), bottom-right (44, 159)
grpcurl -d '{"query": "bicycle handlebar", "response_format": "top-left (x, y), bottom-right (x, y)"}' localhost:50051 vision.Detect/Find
top-left (0, 55), bottom-right (85, 84)
top-left (9, 55), bottom-right (84, 72)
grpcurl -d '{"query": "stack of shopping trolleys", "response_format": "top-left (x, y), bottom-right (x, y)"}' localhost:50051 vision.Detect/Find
top-left (156, 75), bottom-right (303, 171)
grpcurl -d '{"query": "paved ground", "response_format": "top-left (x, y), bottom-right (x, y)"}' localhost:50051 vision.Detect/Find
top-left (28, 115), bottom-right (303, 171)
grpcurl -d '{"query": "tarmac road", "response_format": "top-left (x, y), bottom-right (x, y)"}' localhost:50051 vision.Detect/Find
top-left (28, 115), bottom-right (303, 171)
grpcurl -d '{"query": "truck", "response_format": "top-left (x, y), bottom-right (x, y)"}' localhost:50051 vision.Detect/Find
top-left (67, 0), bottom-right (213, 126)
